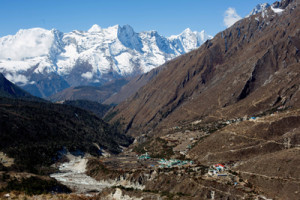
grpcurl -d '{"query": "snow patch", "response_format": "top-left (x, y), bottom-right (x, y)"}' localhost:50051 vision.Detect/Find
top-left (271, 6), bottom-right (284, 14)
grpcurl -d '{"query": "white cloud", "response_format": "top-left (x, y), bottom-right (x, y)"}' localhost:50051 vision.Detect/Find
top-left (81, 71), bottom-right (93, 79)
top-left (5, 73), bottom-right (29, 85)
top-left (0, 28), bottom-right (54, 60)
top-left (224, 7), bottom-right (242, 28)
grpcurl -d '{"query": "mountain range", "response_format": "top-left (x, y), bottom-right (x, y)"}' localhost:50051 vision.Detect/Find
top-left (1, 0), bottom-right (300, 199)
top-left (0, 25), bottom-right (212, 98)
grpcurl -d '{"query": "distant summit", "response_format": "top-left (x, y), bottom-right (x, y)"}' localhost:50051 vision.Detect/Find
top-left (169, 28), bottom-right (212, 53)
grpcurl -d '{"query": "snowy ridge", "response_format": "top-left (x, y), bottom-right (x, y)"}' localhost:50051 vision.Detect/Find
top-left (0, 25), bottom-right (212, 96)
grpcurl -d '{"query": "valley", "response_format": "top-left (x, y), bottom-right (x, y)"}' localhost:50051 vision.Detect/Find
top-left (0, 0), bottom-right (300, 199)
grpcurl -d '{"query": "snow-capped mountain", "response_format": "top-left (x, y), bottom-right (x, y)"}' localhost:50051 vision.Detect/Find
top-left (169, 28), bottom-right (212, 53)
top-left (0, 25), bottom-right (212, 97)
top-left (246, 3), bottom-right (270, 17)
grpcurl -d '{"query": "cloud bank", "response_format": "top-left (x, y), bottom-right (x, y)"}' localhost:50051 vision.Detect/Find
top-left (224, 7), bottom-right (242, 28)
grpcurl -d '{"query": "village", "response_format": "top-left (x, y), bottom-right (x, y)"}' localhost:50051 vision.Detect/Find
top-left (138, 152), bottom-right (252, 190)
top-left (98, 149), bottom-right (248, 190)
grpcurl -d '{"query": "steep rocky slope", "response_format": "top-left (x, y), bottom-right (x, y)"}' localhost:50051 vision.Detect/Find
top-left (111, 0), bottom-right (300, 137)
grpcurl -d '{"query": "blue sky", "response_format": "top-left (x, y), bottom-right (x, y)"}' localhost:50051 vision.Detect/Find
top-left (0, 0), bottom-right (275, 37)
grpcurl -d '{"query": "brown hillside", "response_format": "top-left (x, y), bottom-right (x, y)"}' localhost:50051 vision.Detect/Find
top-left (106, 1), bottom-right (300, 199)
top-left (111, 0), bottom-right (300, 137)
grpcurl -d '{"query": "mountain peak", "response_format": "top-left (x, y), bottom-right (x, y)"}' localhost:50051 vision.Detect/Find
top-left (88, 24), bottom-right (102, 33)
top-left (182, 28), bottom-right (193, 34)
top-left (117, 24), bottom-right (142, 53)
top-left (246, 3), bottom-right (270, 17)
top-left (118, 24), bottom-right (135, 36)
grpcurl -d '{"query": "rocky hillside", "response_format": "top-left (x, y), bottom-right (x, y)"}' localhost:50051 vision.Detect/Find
top-left (111, 0), bottom-right (300, 137)
top-left (0, 25), bottom-right (211, 98)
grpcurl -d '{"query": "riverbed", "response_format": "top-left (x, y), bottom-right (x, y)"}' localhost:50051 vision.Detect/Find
top-left (50, 154), bottom-right (112, 193)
